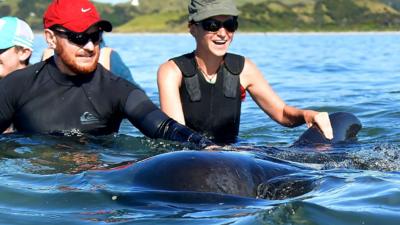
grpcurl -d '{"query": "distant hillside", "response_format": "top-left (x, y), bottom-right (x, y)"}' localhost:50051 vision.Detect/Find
top-left (119, 0), bottom-right (400, 32)
top-left (2, 0), bottom-right (400, 32)
top-left (0, 0), bottom-right (138, 30)
top-left (238, 0), bottom-right (400, 31)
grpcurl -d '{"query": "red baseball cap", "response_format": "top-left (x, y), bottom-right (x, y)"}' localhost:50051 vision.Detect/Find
top-left (43, 0), bottom-right (112, 33)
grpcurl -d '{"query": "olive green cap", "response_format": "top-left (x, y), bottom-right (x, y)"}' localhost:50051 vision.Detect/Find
top-left (188, 0), bottom-right (240, 22)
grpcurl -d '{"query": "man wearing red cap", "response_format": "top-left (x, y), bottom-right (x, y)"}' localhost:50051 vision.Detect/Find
top-left (0, 0), bottom-right (212, 148)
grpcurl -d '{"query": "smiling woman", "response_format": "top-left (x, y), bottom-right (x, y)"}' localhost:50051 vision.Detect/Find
top-left (156, 0), bottom-right (334, 144)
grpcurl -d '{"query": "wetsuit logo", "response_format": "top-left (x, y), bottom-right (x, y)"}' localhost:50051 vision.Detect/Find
top-left (80, 112), bottom-right (99, 125)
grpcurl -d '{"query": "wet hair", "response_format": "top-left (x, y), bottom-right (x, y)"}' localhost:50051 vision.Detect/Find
top-left (14, 46), bottom-right (31, 66)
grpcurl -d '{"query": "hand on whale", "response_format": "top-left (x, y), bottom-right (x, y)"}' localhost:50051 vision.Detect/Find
top-left (115, 112), bottom-right (362, 200)
top-left (293, 112), bottom-right (362, 147)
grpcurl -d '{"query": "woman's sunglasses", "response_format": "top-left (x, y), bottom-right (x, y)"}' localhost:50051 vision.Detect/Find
top-left (52, 29), bottom-right (103, 46)
top-left (196, 18), bottom-right (238, 33)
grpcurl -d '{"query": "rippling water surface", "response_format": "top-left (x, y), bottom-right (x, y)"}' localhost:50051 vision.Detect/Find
top-left (1, 33), bottom-right (399, 225)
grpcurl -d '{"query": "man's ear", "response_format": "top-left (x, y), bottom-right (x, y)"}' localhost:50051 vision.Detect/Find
top-left (44, 29), bottom-right (57, 49)
top-left (18, 48), bottom-right (32, 62)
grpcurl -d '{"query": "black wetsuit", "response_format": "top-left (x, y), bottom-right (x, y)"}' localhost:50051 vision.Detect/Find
top-left (171, 52), bottom-right (245, 143)
top-left (0, 58), bottom-right (211, 148)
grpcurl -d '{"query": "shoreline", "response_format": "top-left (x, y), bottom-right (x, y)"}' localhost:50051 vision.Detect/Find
top-left (33, 31), bottom-right (400, 36)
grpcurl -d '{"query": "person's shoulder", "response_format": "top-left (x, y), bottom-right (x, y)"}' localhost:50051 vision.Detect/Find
top-left (157, 60), bottom-right (182, 84)
top-left (225, 52), bottom-right (248, 65)
top-left (237, 55), bottom-right (267, 88)
top-left (169, 52), bottom-right (193, 61)
top-left (226, 52), bottom-right (244, 58)
top-left (224, 52), bottom-right (246, 75)
top-left (101, 46), bottom-right (113, 55)
top-left (0, 62), bottom-right (48, 98)
top-left (97, 64), bottom-right (140, 89)
top-left (159, 59), bottom-right (180, 71)
top-left (1, 61), bottom-right (46, 83)
top-left (160, 52), bottom-right (193, 73)
top-left (241, 57), bottom-right (259, 72)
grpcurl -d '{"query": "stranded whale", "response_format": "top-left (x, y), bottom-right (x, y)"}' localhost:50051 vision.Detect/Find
top-left (125, 112), bottom-right (362, 199)
top-left (127, 151), bottom-right (312, 199)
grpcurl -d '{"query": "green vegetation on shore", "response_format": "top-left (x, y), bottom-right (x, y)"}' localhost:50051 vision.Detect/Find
top-left (2, 0), bottom-right (400, 32)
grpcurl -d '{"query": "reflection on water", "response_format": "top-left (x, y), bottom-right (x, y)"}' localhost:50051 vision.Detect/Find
top-left (1, 33), bottom-right (400, 224)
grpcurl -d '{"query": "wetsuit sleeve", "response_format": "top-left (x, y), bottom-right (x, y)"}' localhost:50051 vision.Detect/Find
top-left (123, 89), bottom-right (213, 148)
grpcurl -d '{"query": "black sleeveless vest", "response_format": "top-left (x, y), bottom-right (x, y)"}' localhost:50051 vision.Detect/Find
top-left (171, 52), bottom-right (245, 143)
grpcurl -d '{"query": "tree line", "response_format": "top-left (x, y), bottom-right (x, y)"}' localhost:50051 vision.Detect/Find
top-left (2, 0), bottom-right (400, 32)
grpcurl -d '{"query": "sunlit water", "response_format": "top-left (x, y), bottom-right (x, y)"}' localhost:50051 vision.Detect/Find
top-left (1, 33), bottom-right (399, 225)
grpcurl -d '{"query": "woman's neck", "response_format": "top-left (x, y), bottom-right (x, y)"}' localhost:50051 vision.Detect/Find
top-left (194, 50), bottom-right (223, 76)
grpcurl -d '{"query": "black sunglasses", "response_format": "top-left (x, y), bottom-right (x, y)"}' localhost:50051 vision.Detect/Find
top-left (52, 29), bottom-right (103, 46)
top-left (196, 18), bottom-right (238, 33)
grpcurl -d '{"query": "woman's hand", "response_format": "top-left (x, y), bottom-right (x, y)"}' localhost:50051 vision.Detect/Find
top-left (305, 111), bottom-right (333, 140)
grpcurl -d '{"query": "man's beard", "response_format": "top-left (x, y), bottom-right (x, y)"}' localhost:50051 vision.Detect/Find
top-left (55, 43), bottom-right (100, 75)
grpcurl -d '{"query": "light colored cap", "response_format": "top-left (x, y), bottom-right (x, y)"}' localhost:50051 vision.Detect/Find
top-left (0, 16), bottom-right (34, 50)
top-left (188, 0), bottom-right (240, 22)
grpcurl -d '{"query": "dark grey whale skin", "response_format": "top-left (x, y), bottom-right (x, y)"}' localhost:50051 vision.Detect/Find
top-left (128, 151), bottom-right (310, 198)
top-left (292, 112), bottom-right (362, 147)
top-left (126, 112), bottom-right (362, 199)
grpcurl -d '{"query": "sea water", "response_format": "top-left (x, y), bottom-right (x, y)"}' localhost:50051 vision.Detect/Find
top-left (0, 33), bottom-right (399, 225)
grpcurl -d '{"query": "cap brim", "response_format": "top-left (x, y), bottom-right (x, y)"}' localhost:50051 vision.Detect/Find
top-left (94, 20), bottom-right (112, 32)
top-left (0, 47), bottom-right (11, 54)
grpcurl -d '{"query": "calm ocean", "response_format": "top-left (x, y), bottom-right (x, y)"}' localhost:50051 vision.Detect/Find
top-left (0, 33), bottom-right (399, 224)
